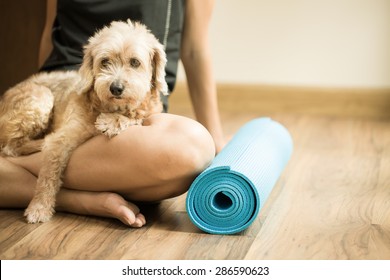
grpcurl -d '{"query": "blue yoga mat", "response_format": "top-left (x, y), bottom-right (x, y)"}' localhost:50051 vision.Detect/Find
top-left (186, 118), bottom-right (293, 234)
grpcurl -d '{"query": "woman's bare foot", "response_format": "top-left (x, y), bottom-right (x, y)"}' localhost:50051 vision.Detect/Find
top-left (56, 190), bottom-right (146, 227)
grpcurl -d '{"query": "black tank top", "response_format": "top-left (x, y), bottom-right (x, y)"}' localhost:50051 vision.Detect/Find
top-left (41, 0), bottom-right (185, 111)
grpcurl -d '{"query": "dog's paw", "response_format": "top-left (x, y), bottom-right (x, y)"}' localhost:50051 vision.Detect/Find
top-left (95, 113), bottom-right (125, 138)
top-left (0, 145), bottom-right (19, 157)
top-left (24, 201), bottom-right (54, 223)
top-left (95, 114), bottom-right (112, 136)
top-left (95, 113), bottom-right (141, 138)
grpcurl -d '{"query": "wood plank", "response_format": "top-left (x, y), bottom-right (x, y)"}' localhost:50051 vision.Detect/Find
top-left (244, 117), bottom-right (390, 259)
top-left (0, 210), bottom-right (41, 255)
top-left (0, 201), bottom-right (174, 259)
top-left (1, 111), bottom-right (389, 259)
top-left (116, 195), bottom-right (261, 260)
top-left (170, 83), bottom-right (390, 119)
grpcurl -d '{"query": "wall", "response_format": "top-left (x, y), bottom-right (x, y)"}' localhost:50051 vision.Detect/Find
top-left (178, 0), bottom-right (390, 88)
top-left (0, 0), bottom-right (46, 94)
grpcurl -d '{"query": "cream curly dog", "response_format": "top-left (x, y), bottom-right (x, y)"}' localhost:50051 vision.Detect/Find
top-left (0, 20), bottom-right (168, 223)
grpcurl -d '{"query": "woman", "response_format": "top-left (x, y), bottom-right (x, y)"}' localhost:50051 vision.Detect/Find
top-left (0, 0), bottom-right (224, 227)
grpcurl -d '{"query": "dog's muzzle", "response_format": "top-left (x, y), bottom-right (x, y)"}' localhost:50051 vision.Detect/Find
top-left (110, 81), bottom-right (124, 97)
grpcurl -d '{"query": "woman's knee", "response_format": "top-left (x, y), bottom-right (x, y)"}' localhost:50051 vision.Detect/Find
top-left (146, 114), bottom-right (215, 181)
top-left (171, 115), bottom-right (215, 169)
top-left (118, 114), bottom-right (216, 201)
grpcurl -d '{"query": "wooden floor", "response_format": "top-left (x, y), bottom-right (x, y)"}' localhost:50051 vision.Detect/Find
top-left (1, 86), bottom-right (390, 260)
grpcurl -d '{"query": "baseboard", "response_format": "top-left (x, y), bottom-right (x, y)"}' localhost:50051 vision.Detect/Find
top-left (169, 83), bottom-right (390, 119)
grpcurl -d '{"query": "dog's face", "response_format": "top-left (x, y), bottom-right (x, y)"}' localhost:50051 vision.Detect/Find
top-left (79, 20), bottom-right (168, 112)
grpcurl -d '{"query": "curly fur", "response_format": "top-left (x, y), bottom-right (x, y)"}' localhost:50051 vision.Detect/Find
top-left (0, 20), bottom-right (168, 223)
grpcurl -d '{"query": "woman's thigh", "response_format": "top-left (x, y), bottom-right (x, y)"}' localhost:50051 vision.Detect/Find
top-left (64, 113), bottom-right (215, 193)
top-left (10, 113), bottom-right (214, 198)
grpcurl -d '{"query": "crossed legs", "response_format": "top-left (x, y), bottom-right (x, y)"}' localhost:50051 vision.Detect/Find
top-left (0, 113), bottom-right (215, 227)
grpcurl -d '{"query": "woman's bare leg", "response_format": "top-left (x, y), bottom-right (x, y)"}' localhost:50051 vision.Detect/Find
top-left (0, 156), bottom-right (146, 227)
top-left (1, 113), bottom-right (215, 226)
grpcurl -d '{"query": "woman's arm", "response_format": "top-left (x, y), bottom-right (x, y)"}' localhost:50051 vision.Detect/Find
top-left (38, 0), bottom-right (57, 68)
top-left (180, 0), bottom-right (225, 153)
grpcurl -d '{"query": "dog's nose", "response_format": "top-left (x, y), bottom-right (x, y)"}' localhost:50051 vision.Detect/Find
top-left (110, 81), bottom-right (124, 96)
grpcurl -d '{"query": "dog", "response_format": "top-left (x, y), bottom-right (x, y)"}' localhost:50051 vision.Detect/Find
top-left (0, 20), bottom-right (168, 223)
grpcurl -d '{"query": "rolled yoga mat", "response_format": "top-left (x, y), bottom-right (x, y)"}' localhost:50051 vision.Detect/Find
top-left (186, 118), bottom-right (293, 234)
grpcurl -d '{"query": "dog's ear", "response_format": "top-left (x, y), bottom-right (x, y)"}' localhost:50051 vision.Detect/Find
top-left (151, 42), bottom-right (168, 96)
top-left (78, 44), bottom-right (94, 94)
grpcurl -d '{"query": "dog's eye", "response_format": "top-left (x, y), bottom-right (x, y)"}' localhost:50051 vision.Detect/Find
top-left (130, 58), bottom-right (141, 68)
top-left (101, 58), bottom-right (110, 68)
